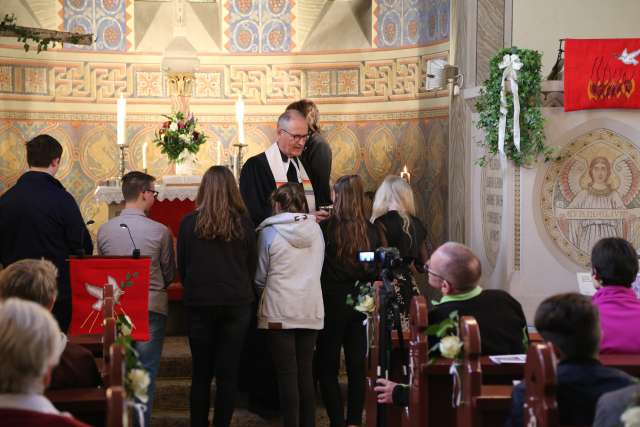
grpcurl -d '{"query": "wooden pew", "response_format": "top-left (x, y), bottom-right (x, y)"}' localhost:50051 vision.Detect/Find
top-left (109, 343), bottom-right (125, 388)
top-left (106, 386), bottom-right (126, 427)
top-left (401, 295), bottom-right (428, 427)
top-left (457, 316), bottom-right (513, 427)
top-left (365, 281), bottom-right (410, 427)
top-left (523, 342), bottom-right (559, 427)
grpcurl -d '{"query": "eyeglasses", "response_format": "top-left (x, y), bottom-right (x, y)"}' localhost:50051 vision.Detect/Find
top-left (425, 265), bottom-right (447, 282)
top-left (280, 128), bottom-right (309, 142)
top-left (144, 189), bottom-right (159, 198)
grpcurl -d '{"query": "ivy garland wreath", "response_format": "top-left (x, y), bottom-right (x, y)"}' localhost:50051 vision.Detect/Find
top-left (476, 47), bottom-right (553, 167)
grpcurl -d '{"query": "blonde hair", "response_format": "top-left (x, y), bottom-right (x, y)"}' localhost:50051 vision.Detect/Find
top-left (0, 259), bottom-right (58, 307)
top-left (370, 175), bottom-right (416, 239)
top-left (0, 298), bottom-right (65, 393)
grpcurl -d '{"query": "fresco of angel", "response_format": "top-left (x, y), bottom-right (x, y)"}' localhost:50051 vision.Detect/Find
top-left (555, 152), bottom-right (640, 254)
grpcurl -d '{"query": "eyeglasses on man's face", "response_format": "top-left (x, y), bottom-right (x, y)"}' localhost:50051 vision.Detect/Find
top-left (144, 189), bottom-right (159, 198)
top-left (280, 128), bottom-right (309, 142)
top-left (425, 265), bottom-right (447, 282)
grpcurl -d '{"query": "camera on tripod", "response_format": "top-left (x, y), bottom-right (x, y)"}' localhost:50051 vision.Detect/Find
top-left (357, 247), bottom-right (411, 272)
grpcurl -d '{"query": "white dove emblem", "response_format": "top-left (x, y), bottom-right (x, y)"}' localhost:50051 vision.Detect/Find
top-left (85, 276), bottom-right (125, 311)
top-left (618, 48), bottom-right (640, 65)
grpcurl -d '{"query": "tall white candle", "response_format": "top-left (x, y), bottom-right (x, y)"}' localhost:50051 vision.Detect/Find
top-left (235, 95), bottom-right (245, 145)
top-left (117, 94), bottom-right (126, 145)
top-left (142, 142), bottom-right (148, 170)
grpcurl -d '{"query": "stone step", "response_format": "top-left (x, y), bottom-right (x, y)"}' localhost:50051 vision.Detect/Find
top-left (158, 336), bottom-right (191, 378)
top-left (152, 406), bottom-right (333, 427)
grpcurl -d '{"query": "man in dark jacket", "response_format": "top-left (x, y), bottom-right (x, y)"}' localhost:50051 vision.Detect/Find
top-left (0, 134), bottom-right (92, 332)
top-left (506, 293), bottom-right (636, 426)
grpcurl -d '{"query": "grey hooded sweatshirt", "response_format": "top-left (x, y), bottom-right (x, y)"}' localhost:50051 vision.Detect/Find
top-left (255, 212), bottom-right (325, 330)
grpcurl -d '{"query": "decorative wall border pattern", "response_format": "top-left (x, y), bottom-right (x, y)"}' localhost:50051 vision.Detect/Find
top-left (0, 108), bottom-right (448, 123)
top-left (0, 54), bottom-right (448, 104)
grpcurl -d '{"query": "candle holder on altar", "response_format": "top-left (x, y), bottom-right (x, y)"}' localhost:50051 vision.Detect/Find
top-left (232, 141), bottom-right (248, 179)
top-left (117, 144), bottom-right (129, 183)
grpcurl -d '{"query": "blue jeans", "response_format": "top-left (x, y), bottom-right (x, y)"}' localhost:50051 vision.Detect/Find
top-left (134, 311), bottom-right (167, 427)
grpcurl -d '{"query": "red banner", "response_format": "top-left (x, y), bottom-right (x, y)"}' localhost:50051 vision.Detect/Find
top-left (69, 257), bottom-right (150, 341)
top-left (564, 38), bottom-right (640, 111)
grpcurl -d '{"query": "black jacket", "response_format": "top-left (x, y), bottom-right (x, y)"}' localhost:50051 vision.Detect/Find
top-left (428, 289), bottom-right (528, 356)
top-left (0, 171), bottom-right (92, 300)
top-left (507, 359), bottom-right (636, 426)
top-left (177, 211), bottom-right (258, 306)
top-left (319, 218), bottom-right (380, 298)
top-left (300, 132), bottom-right (332, 208)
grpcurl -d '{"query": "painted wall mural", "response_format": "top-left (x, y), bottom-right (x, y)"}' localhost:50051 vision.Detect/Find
top-left (541, 128), bottom-right (640, 266)
top-left (375, 0), bottom-right (449, 48)
top-left (226, 0), bottom-right (294, 52)
top-left (62, 0), bottom-right (131, 51)
top-left (0, 115), bottom-right (448, 248)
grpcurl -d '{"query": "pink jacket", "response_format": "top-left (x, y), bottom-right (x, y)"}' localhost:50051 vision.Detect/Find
top-left (592, 286), bottom-right (640, 354)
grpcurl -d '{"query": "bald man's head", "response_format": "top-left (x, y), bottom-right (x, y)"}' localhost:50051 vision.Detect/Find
top-left (428, 242), bottom-right (482, 293)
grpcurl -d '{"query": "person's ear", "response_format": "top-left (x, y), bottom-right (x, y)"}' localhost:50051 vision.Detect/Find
top-left (441, 280), bottom-right (452, 295)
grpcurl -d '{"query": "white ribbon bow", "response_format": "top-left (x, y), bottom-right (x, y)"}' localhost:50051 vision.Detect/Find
top-left (449, 361), bottom-right (462, 407)
top-left (127, 400), bottom-right (147, 427)
top-left (498, 54), bottom-right (523, 158)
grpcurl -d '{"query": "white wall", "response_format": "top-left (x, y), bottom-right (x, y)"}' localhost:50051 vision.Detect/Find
top-left (512, 0), bottom-right (639, 75)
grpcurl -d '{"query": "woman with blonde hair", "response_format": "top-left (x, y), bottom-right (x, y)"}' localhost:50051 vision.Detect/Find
top-left (371, 176), bottom-right (429, 330)
top-left (287, 99), bottom-right (333, 208)
top-left (371, 175), bottom-right (429, 266)
top-left (177, 166), bottom-right (257, 427)
top-left (317, 175), bottom-right (379, 427)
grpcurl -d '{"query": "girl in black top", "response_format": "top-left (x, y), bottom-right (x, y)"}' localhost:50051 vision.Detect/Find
top-left (318, 175), bottom-right (379, 427)
top-left (371, 175), bottom-right (429, 330)
top-left (177, 166), bottom-right (257, 427)
top-left (287, 99), bottom-right (333, 207)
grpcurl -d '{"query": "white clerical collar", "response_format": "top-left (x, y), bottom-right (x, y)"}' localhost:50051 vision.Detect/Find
top-left (0, 393), bottom-right (63, 416)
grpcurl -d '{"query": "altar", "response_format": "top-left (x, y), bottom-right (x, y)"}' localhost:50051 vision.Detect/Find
top-left (94, 181), bottom-right (198, 237)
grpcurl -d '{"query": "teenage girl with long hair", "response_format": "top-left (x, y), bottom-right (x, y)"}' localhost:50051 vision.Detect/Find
top-left (177, 166), bottom-right (257, 427)
top-left (317, 175), bottom-right (380, 427)
top-left (371, 175), bottom-right (429, 330)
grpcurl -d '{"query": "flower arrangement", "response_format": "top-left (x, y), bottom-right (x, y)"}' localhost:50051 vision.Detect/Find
top-left (476, 47), bottom-right (553, 167)
top-left (425, 310), bottom-right (462, 361)
top-left (115, 314), bottom-right (150, 404)
top-left (346, 281), bottom-right (375, 314)
top-left (154, 111), bottom-right (207, 163)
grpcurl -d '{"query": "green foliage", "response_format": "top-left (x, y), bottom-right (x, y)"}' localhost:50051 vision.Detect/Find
top-left (425, 310), bottom-right (459, 338)
top-left (476, 47), bottom-right (553, 167)
top-left (154, 111), bottom-right (207, 162)
top-left (2, 14), bottom-right (58, 53)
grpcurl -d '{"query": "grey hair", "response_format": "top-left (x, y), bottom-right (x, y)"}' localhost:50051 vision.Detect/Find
top-left (277, 109), bottom-right (306, 131)
top-left (0, 259), bottom-right (58, 307)
top-left (0, 298), bottom-right (64, 393)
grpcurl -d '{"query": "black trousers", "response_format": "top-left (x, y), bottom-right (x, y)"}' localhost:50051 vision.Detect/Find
top-left (316, 293), bottom-right (367, 427)
top-left (187, 304), bottom-right (252, 427)
top-left (267, 329), bottom-right (319, 427)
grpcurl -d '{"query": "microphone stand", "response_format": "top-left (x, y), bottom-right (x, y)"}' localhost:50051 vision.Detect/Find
top-left (120, 223), bottom-right (141, 258)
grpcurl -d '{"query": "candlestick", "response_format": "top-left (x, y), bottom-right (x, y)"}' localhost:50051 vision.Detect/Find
top-left (235, 95), bottom-right (245, 146)
top-left (142, 142), bottom-right (148, 171)
top-left (117, 94), bottom-right (126, 146)
top-left (400, 165), bottom-right (411, 184)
